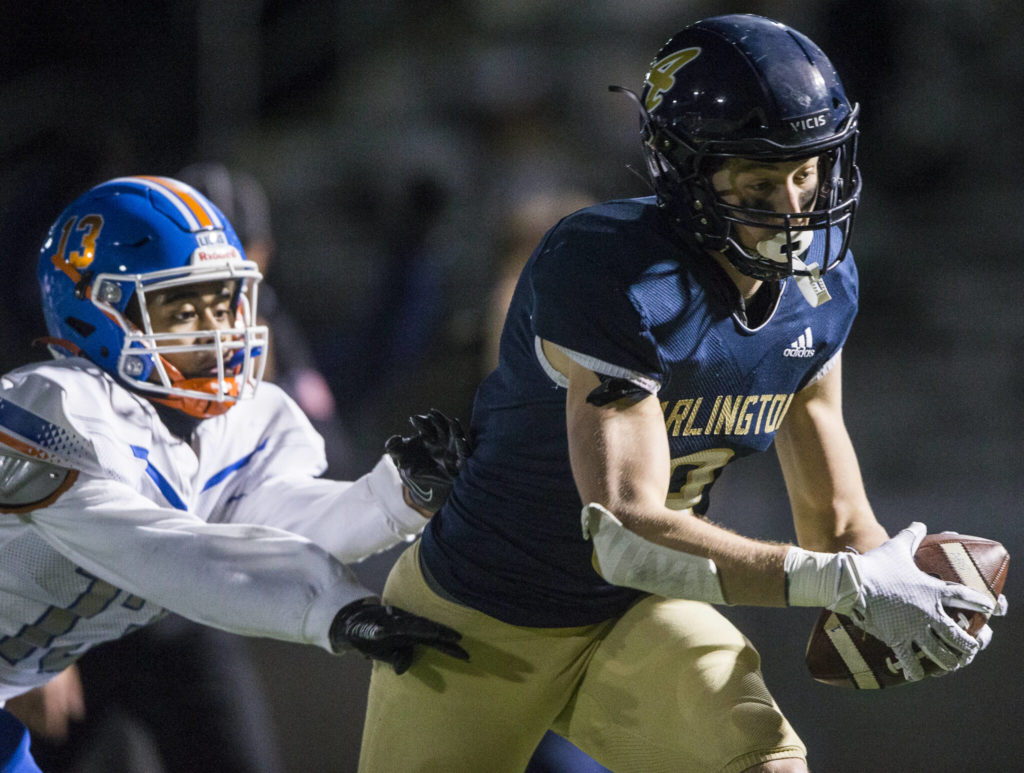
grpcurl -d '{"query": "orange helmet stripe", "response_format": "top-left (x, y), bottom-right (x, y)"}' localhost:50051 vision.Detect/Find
top-left (124, 175), bottom-right (223, 231)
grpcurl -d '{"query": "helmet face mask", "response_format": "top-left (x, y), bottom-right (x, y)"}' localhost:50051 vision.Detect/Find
top-left (626, 14), bottom-right (862, 281)
top-left (103, 264), bottom-right (267, 410)
top-left (38, 176), bottom-right (269, 418)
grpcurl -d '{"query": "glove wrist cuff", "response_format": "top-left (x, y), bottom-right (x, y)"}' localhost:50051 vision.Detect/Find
top-left (329, 597), bottom-right (377, 653)
top-left (784, 547), bottom-right (844, 607)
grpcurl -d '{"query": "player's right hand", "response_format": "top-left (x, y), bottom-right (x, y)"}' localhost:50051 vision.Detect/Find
top-left (385, 409), bottom-right (470, 513)
top-left (831, 522), bottom-right (998, 681)
top-left (329, 598), bottom-right (469, 674)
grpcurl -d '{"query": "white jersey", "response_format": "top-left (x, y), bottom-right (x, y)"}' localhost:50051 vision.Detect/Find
top-left (0, 358), bottom-right (427, 699)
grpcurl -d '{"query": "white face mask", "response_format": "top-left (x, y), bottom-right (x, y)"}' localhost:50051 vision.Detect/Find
top-left (91, 259), bottom-right (269, 414)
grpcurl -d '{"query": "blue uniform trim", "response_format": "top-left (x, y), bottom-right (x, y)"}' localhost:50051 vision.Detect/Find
top-left (0, 709), bottom-right (42, 773)
top-left (0, 397), bottom-right (91, 467)
top-left (0, 400), bottom-right (53, 450)
top-left (201, 439), bottom-right (269, 492)
top-left (130, 446), bottom-right (187, 511)
top-left (129, 437), bottom-right (270, 511)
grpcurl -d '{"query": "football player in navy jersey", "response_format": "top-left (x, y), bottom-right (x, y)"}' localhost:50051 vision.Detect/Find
top-left (359, 14), bottom-right (1005, 773)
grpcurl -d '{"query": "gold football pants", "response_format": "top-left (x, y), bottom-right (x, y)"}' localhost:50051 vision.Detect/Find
top-left (358, 542), bottom-right (806, 773)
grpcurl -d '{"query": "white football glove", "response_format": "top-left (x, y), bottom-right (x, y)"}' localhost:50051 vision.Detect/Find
top-left (966, 594), bottom-right (1008, 654)
top-left (976, 624), bottom-right (993, 652)
top-left (786, 522), bottom-right (999, 682)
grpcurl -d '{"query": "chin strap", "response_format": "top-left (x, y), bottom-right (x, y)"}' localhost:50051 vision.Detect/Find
top-left (32, 337), bottom-right (85, 359)
top-left (149, 385), bottom-right (238, 419)
top-left (791, 258), bottom-right (832, 307)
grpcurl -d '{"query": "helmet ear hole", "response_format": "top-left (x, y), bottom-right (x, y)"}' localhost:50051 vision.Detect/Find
top-left (64, 317), bottom-right (96, 338)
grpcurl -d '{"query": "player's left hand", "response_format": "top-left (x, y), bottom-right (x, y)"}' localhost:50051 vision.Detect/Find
top-left (834, 523), bottom-right (996, 680)
top-left (329, 599), bottom-right (469, 674)
top-left (386, 409), bottom-right (470, 514)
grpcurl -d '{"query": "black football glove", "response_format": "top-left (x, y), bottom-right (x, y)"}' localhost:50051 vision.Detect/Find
top-left (329, 598), bottom-right (469, 674)
top-left (385, 409), bottom-right (471, 513)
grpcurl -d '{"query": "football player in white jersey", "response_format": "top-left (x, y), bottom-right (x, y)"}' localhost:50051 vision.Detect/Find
top-left (0, 176), bottom-right (469, 770)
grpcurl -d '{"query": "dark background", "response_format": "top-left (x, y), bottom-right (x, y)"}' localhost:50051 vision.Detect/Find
top-left (2, 1), bottom-right (1022, 771)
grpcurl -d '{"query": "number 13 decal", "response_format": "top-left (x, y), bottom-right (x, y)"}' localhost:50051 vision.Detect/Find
top-left (666, 448), bottom-right (734, 510)
top-left (51, 214), bottom-right (104, 282)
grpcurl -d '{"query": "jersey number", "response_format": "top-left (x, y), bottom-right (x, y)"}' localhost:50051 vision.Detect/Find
top-left (666, 448), bottom-right (734, 510)
top-left (0, 568), bottom-right (157, 672)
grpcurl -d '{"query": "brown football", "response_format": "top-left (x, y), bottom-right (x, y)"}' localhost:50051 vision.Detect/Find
top-left (805, 532), bottom-right (1009, 688)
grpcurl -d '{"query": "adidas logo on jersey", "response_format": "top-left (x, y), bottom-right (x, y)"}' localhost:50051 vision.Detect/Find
top-left (784, 327), bottom-right (816, 358)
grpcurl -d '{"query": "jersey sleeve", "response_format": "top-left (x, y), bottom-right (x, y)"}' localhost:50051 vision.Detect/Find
top-left (528, 211), bottom-right (667, 383)
top-left (26, 473), bottom-right (370, 652)
top-left (217, 455), bottom-right (427, 563)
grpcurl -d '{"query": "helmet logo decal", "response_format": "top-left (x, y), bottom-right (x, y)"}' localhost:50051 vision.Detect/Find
top-left (789, 109), bottom-right (829, 134)
top-left (644, 47), bottom-right (701, 112)
top-left (191, 230), bottom-right (243, 264)
top-left (50, 214), bottom-right (104, 283)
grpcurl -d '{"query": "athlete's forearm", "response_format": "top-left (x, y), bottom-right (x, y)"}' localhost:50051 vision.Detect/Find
top-left (226, 455), bottom-right (426, 563)
top-left (620, 506), bottom-right (791, 606)
top-left (567, 370), bottom-right (790, 606)
top-left (774, 357), bottom-right (888, 554)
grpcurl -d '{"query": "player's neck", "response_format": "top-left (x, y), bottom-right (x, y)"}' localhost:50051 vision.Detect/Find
top-left (150, 399), bottom-right (204, 442)
top-left (710, 251), bottom-right (762, 300)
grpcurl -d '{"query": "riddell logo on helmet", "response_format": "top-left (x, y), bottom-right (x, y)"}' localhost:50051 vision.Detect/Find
top-left (191, 245), bottom-right (242, 263)
top-left (789, 110), bottom-right (828, 133)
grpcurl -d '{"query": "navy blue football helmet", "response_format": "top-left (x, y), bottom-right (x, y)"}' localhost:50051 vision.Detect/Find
top-left (37, 176), bottom-right (268, 418)
top-left (621, 14), bottom-right (861, 280)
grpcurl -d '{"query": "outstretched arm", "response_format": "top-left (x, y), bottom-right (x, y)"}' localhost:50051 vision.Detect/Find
top-left (219, 409), bottom-right (470, 564)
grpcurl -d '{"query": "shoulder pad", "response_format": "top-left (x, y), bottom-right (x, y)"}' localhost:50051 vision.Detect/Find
top-left (0, 446), bottom-right (77, 512)
top-left (0, 363), bottom-right (107, 471)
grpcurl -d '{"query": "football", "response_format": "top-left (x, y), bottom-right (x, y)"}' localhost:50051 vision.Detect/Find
top-left (805, 532), bottom-right (1009, 689)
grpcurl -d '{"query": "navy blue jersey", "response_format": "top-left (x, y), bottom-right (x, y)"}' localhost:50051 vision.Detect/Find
top-left (421, 197), bottom-right (858, 626)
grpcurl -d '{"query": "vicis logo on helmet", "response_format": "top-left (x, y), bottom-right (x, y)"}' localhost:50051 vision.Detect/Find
top-left (789, 110), bottom-right (829, 134)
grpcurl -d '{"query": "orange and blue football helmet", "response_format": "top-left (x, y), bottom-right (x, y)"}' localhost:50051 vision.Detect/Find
top-left (37, 176), bottom-right (268, 418)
